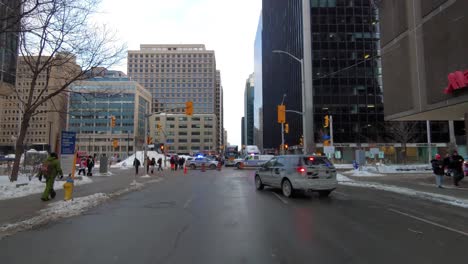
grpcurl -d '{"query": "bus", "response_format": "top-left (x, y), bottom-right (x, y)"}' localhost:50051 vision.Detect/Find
top-left (224, 145), bottom-right (239, 166)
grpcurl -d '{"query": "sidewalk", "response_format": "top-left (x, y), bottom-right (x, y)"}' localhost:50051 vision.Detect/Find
top-left (0, 168), bottom-right (166, 229)
top-left (345, 172), bottom-right (468, 202)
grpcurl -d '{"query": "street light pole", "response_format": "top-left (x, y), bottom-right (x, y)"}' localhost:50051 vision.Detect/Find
top-left (273, 50), bottom-right (307, 155)
top-left (281, 94), bottom-right (286, 155)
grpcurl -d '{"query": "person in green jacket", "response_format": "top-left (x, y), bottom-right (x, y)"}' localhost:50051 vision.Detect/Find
top-left (39, 152), bottom-right (63, 201)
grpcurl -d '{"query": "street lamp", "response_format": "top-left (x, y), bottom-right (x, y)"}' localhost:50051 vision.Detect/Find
top-left (272, 50), bottom-right (308, 154)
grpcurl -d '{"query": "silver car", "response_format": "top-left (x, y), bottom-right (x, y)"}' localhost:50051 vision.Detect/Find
top-left (187, 157), bottom-right (218, 170)
top-left (254, 155), bottom-right (337, 198)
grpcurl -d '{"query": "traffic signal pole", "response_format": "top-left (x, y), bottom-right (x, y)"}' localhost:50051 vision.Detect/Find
top-left (330, 115), bottom-right (334, 146)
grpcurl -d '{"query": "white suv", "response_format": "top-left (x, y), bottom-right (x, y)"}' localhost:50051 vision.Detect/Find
top-left (254, 155), bottom-right (337, 198)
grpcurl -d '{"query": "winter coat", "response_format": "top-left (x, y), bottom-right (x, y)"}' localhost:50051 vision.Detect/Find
top-left (133, 159), bottom-right (141, 167)
top-left (431, 159), bottom-right (444, 175)
top-left (448, 155), bottom-right (464, 172)
top-left (41, 156), bottom-right (63, 179)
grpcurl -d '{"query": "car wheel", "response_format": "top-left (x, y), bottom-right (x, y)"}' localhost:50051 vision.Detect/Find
top-left (190, 164), bottom-right (196, 170)
top-left (318, 190), bottom-right (331, 198)
top-left (209, 164), bottom-right (216, 169)
top-left (236, 163), bottom-right (242, 169)
top-left (255, 175), bottom-right (264, 190)
top-left (282, 179), bottom-right (294, 198)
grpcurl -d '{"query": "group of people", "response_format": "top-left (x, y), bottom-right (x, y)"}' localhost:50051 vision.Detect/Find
top-left (169, 156), bottom-right (185, 171)
top-left (431, 150), bottom-right (465, 188)
top-left (133, 156), bottom-right (164, 175)
top-left (77, 156), bottom-right (95, 176)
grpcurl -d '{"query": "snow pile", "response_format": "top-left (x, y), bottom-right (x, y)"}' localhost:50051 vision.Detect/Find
top-left (140, 174), bottom-right (151, 178)
top-left (90, 171), bottom-right (114, 177)
top-left (334, 164), bottom-right (354, 169)
top-left (340, 180), bottom-right (468, 209)
top-left (115, 151), bottom-right (166, 168)
top-left (337, 174), bottom-right (354, 182)
top-left (0, 175), bottom-right (92, 201)
top-left (0, 193), bottom-right (109, 238)
top-left (375, 164), bottom-right (432, 174)
top-left (344, 169), bottom-right (385, 177)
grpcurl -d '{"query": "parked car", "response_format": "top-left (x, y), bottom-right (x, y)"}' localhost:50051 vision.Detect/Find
top-left (235, 155), bottom-right (274, 169)
top-left (187, 157), bottom-right (218, 170)
top-left (254, 155), bottom-right (337, 198)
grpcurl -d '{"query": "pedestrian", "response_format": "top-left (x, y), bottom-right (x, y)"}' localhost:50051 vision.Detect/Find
top-left (151, 157), bottom-right (156, 174)
top-left (431, 154), bottom-right (445, 188)
top-left (170, 156), bottom-right (175, 171)
top-left (157, 157), bottom-right (163, 171)
top-left (86, 155), bottom-right (94, 176)
top-left (448, 150), bottom-right (465, 186)
top-left (178, 157), bottom-right (185, 169)
top-left (78, 157), bottom-right (87, 176)
top-left (133, 158), bottom-right (141, 175)
top-left (39, 152), bottom-right (63, 201)
top-left (146, 156), bottom-right (151, 174)
top-left (174, 156), bottom-right (179, 171)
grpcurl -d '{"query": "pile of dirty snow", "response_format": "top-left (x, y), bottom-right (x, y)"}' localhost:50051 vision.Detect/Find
top-left (0, 175), bottom-right (92, 200)
top-left (344, 169), bottom-right (385, 177)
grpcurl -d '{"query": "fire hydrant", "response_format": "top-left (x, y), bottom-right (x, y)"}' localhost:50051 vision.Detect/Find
top-left (63, 177), bottom-right (74, 201)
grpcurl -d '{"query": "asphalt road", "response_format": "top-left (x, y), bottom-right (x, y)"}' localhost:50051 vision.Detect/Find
top-left (1, 168), bottom-right (468, 264)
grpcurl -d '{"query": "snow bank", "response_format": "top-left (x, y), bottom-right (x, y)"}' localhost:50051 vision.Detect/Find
top-left (374, 164), bottom-right (432, 174)
top-left (0, 193), bottom-right (109, 238)
top-left (340, 180), bottom-right (468, 209)
top-left (344, 169), bottom-right (385, 177)
top-left (337, 174), bottom-right (354, 182)
top-left (334, 164), bottom-right (354, 169)
top-left (0, 175), bottom-right (92, 201)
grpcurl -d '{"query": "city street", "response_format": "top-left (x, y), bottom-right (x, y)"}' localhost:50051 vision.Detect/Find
top-left (1, 167), bottom-right (468, 263)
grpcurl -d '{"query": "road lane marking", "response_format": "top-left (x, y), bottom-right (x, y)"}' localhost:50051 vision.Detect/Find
top-left (388, 208), bottom-right (468, 237)
top-left (183, 197), bottom-right (193, 208)
top-left (272, 192), bottom-right (289, 204)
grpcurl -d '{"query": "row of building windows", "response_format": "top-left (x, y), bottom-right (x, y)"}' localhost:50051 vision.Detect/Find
top-left (128, 53), bottom-right (212, 59)
top-left (129, 68), bottom-right (212, 73)
top-left (143, 83), bottom-right (213, 88)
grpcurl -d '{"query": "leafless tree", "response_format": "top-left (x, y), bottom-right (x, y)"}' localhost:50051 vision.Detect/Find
top-left (385, 121), bottom-right (422, 164)
top-left (8, 0), bottom-right (126, 181)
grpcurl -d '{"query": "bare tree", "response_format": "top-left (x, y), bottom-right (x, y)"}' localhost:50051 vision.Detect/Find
top-left (8, 0), bottom-right (126, 181)
top-left (386, 121), bottom-right (422, 164)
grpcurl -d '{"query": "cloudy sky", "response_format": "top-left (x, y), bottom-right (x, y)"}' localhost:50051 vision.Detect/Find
top-left (96, 0), bottom-right (262, 147)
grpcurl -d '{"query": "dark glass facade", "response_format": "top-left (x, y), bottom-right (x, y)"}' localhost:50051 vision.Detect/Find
top-left (0, 0), bottom-right (20, 94)
top-left (244, 75), bottom-right (254, 145)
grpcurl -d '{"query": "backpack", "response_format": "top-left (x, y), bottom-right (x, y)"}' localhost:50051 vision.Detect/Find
top-left (88, 158), bottom-right (94, 167)
top-left (40, 161), bottom-right (53, 177)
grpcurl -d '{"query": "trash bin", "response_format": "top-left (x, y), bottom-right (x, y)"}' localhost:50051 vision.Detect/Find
top-left (100, 155), bottom-right (108, 173)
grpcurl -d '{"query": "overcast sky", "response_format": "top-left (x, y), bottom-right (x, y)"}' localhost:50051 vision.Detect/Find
top-left (96, 0), bottom-right (262, 147)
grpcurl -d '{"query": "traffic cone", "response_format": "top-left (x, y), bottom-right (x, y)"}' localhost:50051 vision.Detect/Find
top-left (184, 166), bottom-right (187, 175)
top-left (201, 163), bottom-right (206, 172)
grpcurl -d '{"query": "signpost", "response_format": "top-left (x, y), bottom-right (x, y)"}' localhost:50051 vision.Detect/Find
top-left (60, 131), bottom-right (76, 178)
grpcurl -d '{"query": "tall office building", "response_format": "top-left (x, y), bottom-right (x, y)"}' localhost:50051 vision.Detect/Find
top-left (261, 0), bottom-right (384, 155)
top-left (0, 55), bottom-right (78, 154)
top-left (0, 0), bottom-right (20, 96)
top-left (68, 70), bottom-right (151, 159)
top-left (215, 70), bottom-right (224, 150)
top-left (241, 117), bottom-right (246, 146)
top-left (254, 14), bottom-right (263, 151)
top-left (127, 44), bottom-right (222, 152)
top-left (244, 73), bottom-right (254, 145)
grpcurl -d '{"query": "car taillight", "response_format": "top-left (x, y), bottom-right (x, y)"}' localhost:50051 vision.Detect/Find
top-left (296, 167), bottom-right (306, 174)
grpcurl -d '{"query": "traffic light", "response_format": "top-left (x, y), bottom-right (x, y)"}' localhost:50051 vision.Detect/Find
top-left (277, 104), bottom-right (286, 124)
top-left (284, 144), bottom-right (289, 150)
top-left (284, 123), bottom-right (289, 134)
top-left (111, 116), bottom-right (116, 128)
top-left (147, 136), bottom-right (152, 144)
top-left (185, 101), bottom-right (193, 116)
top-left (112, 138), bottom-right (118, 148)
top-left (299, 136), bottom-right (303, 146)
top-left (324, 115), bottom-right (329, 128)
top-left (324, 140), bottom-right (331, 146)
top-left (157, 122), bottom-right (162, 131)
top-left (159, 143), bottom-right (165, 151)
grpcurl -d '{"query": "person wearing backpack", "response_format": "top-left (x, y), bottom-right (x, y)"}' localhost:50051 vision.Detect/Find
top-left (431, 154), bottom-right (445, 188)
top-left (157, 157), bottom-right (163, 171)
top-left (86, 156), bottom-right (95, 176)
top-left (40, 152), bottom-right (63, 201)
top-left (151, 157), bottom-right (156, 174)
top-left (449, 150), bottom-right (465, 186)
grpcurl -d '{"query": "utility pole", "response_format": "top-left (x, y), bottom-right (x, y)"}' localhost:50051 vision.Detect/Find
top-left (330, 115), bottom-right (334, 146)
top-left (426, 120), bottom-right (431, 164)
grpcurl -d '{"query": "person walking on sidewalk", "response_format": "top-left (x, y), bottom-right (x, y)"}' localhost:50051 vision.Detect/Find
top-left (157, 157), bottom-right (163, 171)
top-left (39, 152), bottom-right (63, 201)
top-left (146, 156), bottom-right (151, 174)
top-left (449, 150), bottom-right (465, 186)
top-left (431, 154), bottom-right (445, 188)
top-left (86, 156), bottom-right (94, 176)
top-left (151, 157), bottom-right (156, 174)
top-left (133, 158), bottom-right (141, 176)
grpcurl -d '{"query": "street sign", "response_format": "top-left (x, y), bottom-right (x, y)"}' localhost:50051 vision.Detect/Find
top-left (324, 146), bottom-right (335, 154)
top-left (60, 131), bottom-right (76, 155)
top-left (370, 148), bottom-right (380, 155)
top-left (378, 151), bottom-right (385, 159)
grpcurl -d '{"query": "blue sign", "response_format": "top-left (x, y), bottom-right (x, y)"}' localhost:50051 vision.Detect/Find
top-left (322, 135), bottom-right (331, 140)
top-left (61, 131), bottom-right (76, 155)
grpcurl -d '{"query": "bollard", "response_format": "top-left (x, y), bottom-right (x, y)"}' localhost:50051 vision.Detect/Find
top-left (184, 166), bottom-right (187, 175)
top-left (63, 177), bottom-right (74, 201)
top-left (217, 161), bottom-right (222, 171)
top-left (201, 163), bottom-right (206, 172)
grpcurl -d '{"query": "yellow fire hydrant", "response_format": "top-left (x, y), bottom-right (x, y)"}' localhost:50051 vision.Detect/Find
top-left (63, 177), bottom-right (74, 201)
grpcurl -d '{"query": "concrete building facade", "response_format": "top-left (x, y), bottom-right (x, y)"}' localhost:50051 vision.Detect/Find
top-left (68, 71), bottom-right (151, 160)
top-left (0, 55), bottom-right (77, 154)
top-left (127, 44), bottom-right (222, 152)
top-left (379, 0), bottom-right (467, 156)
top-left (148, 113), bottom-right (217, 155)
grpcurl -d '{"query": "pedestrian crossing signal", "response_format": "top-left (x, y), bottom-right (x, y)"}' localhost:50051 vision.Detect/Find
top-left (284, 123), bottom-right (289, 134)
top-left (185, 101), bottom-right (193, 116)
